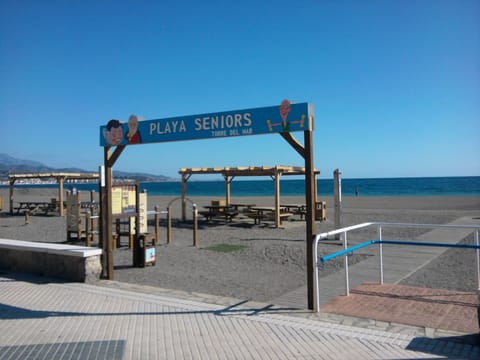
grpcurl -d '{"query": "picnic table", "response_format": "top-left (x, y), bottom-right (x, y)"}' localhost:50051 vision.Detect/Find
top-left (229, 203), bottom-right (256, 212)
top-left (15, 201), bottom-right (58, 215)
top-left (281, 204), bottom-right (307, 220)
top-left (246, 206), bottom-right (293, 225)
top-left (199, 205), bottom-right (239, 222)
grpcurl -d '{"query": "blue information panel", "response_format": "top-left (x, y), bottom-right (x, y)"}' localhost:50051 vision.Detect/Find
top-left (100, 100), bottom-right (313, 146)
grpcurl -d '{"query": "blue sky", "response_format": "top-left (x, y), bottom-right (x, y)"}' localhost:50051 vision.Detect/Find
top-left (1, 0), bottom-right (479, 180)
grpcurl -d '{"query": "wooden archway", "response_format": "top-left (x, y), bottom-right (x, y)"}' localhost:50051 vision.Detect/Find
top-left (99, 101), bottom-right (317, 309)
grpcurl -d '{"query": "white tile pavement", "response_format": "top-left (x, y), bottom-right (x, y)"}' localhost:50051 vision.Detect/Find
top-left (1, 272), bottom-right (479, 359)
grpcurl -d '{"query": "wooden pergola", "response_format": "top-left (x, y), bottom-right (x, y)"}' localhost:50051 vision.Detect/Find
top-left (179, 165), bottom-right (320, 228)
top-left (8, 172), bottom-right (99, 216)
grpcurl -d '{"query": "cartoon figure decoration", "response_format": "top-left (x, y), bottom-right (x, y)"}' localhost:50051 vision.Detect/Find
top-left (103, 119), bottom-right (124, 145)
top-left (266, 99), bottom-right (305, 132)
top-left (125, 114), bottom-right (142, 144)
top-left (102, 114), bottom-right (142, 146)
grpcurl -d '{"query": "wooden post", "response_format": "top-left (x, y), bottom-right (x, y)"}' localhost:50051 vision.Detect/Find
top-left (193, 204), bottom-right (198, 247)
top-left (9, 178), bottom-right (14, 215)
top-left (181, 173), bottom-right (187, 222)
top-left (100, 145), bottom-right (125, 280)
top-left (154, 205), bottom-right (160, 244)
top-left (274, 171), bottom-right (281, 227)
top-left (100, 155), bottom-right (112, 279)
top-left (75, 192), bottom-right (82, 240)
top-left (58, 177), bottom-right (65, 216)
top-left (280, 118), bottom-right (316, 310)
top-left (115, 218), bottom-right (121, 249)
top-left (167, 206), bottom-right (172, 244)
top-left (224, 175), bottom-right (232, 206)
top-left (135, 183), bottom-right (141, 264)
top-left (128, 218), bottom-right (135, 249)
top-left (86, 210), bottom-right (92, 246)
top-left (304, 127), bottom-right (316, 310)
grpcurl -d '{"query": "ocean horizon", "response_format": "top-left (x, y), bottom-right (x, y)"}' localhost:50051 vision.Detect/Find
top-left (4, 176), bottom-right (480, 197)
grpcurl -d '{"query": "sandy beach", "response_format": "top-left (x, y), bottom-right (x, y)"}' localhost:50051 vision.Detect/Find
top-left (1, 187), bottom-right (479, 303)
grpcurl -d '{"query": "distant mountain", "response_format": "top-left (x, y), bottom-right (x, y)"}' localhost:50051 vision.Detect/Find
top-left (111, 170), bottom-right (173, 182)
top-left (0, 153), bottom-right (45, 168)
top-left (0, 153), bottom-right (174, 182)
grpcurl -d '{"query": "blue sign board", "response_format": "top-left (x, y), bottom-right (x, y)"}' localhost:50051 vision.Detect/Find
top-left (100, 100), bottom-right (313, 146)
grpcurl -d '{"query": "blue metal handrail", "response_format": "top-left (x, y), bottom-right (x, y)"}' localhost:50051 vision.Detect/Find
top-left (321, 240), bottom-right (480, 263)
top-left (313, 222), bottom-right (480, 312)
top-left (320, 240), bottom-right (376, 263)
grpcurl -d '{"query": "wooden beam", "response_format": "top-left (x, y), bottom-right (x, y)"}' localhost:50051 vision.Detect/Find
top-left (280, 132), bottom-right (305, 159)
top-left (106, 145), bottom-right (126, 168)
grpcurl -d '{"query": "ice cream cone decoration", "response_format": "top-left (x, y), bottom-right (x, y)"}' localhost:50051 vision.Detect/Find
top-left (264, 99), bottom-right (305, 132)
top-left (279, 99), bottom-right (291, 129)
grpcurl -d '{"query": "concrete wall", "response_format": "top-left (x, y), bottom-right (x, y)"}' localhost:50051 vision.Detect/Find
top-left (0, 239), bottom-right (102, 283)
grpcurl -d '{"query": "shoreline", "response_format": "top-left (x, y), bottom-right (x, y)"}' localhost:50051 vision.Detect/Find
top-left (2, 187), bottom-right (479, 208)
top-left (2, 185), bottom-right (479, 199)
top-left (2, 174), bottom-right (479, 199)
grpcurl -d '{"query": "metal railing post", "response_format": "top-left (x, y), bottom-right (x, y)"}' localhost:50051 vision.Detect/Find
top-left (313, 236), bottom-right (320, 312)
top-left (342, 231), bottom-right (350, 296)
top-left (378, 225), bottom-right (384, 284)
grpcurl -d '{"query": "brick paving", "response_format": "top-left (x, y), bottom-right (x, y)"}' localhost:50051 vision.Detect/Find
top-left (322, 283), bottom-right (480, 334)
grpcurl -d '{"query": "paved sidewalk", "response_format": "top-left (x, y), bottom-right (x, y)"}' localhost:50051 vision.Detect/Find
top-left (1, 272), bottom-right (479, 359)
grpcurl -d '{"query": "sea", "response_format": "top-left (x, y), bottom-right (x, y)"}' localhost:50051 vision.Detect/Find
top-left (5, 176), bottom-right (480, 197)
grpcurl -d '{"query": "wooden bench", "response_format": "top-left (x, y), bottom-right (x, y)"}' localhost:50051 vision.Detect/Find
top-left (272, 212), bottom-right (293, 225)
